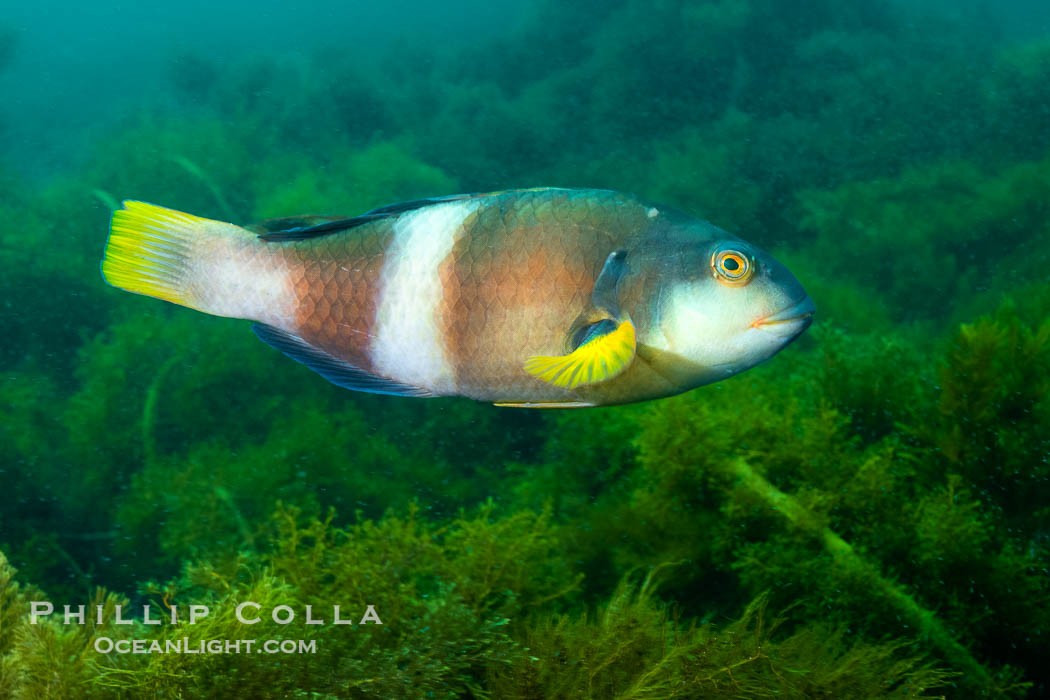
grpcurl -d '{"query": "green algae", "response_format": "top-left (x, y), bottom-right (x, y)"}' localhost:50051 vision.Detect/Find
top-left (0, 510), bottom-right (954, 699)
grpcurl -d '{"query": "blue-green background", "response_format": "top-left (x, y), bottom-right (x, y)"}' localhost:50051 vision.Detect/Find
top-left (1, 1), bottom-right (1049, 697)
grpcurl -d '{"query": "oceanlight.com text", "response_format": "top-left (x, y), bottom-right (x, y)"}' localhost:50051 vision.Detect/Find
top-left (94, 637), bottom-right (317, 655)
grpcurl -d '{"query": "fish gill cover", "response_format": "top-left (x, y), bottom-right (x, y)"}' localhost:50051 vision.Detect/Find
top-left (0, 0), bottom-right (1049, 697)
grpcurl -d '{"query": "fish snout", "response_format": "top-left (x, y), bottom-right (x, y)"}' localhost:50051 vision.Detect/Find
top-left (753, 296), bottom-right (815, 338)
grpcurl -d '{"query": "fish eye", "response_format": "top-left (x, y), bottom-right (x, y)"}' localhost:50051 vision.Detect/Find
top-left (712, 249), bottom-right (753, 285)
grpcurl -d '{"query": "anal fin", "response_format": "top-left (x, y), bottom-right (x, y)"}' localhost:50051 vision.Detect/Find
top-left (252, 324), bottom-right (433, 397)
top-left (494, 401), bottom-right (596, 409)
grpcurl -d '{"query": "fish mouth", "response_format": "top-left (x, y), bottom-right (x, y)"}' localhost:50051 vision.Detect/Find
top-left (754, 296), bottom-right (816, 336)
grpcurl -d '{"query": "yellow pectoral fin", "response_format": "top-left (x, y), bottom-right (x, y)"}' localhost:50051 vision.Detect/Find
top-left (524, 319), bottom-right (636, 389)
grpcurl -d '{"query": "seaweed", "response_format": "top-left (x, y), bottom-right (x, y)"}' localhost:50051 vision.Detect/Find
top-left (1, 506), bottom-right (953, 699)
top-left (796, 157), bottom-right (1050, 324)
top-left (599, 305), bottom-right (1048, 695)
top-left (489, 573), bottom-right (951, 699)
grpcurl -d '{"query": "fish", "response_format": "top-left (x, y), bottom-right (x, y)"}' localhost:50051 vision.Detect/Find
top-left (100, 187), bottom-right (814, 407)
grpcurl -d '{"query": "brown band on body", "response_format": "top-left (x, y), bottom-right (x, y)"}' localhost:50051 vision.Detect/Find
top-left (440, 191), bottom-right (605, 398)
top-left (285, 223), bottom-right (394, 372)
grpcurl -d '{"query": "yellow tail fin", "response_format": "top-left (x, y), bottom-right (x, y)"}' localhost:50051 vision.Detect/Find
top-left (101, 201), bottom-right (225, 309)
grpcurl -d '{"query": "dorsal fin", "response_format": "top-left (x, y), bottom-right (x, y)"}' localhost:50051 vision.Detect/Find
top-left (254, 188), bottom-right (570, 243)
top-left (256, 194), bottom-right (481, 242)
top-left (246, 215), bottom-right (349, 237)
top-left (255, 214), bottom-right (389, 241)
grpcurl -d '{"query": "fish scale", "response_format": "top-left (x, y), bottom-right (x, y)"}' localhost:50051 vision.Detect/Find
top-left (286, 226), bottom-right (393, 371)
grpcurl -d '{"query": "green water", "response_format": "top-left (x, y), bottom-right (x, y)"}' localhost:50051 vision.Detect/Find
top-left (1, 1), bottom-right (1049, 697)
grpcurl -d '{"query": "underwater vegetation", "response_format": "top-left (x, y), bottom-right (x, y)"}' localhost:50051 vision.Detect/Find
top-left (2, 0), bottom-right (1050, 697)
top-left (0, 510), bottom-right (953, 699)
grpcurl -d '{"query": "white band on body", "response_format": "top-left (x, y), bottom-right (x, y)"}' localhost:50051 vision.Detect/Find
top-left (371, 201), bottom-right (479, 393)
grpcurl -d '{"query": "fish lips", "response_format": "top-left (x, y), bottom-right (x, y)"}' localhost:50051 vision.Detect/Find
top-left (754, 296), bottom-right (816, 339)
